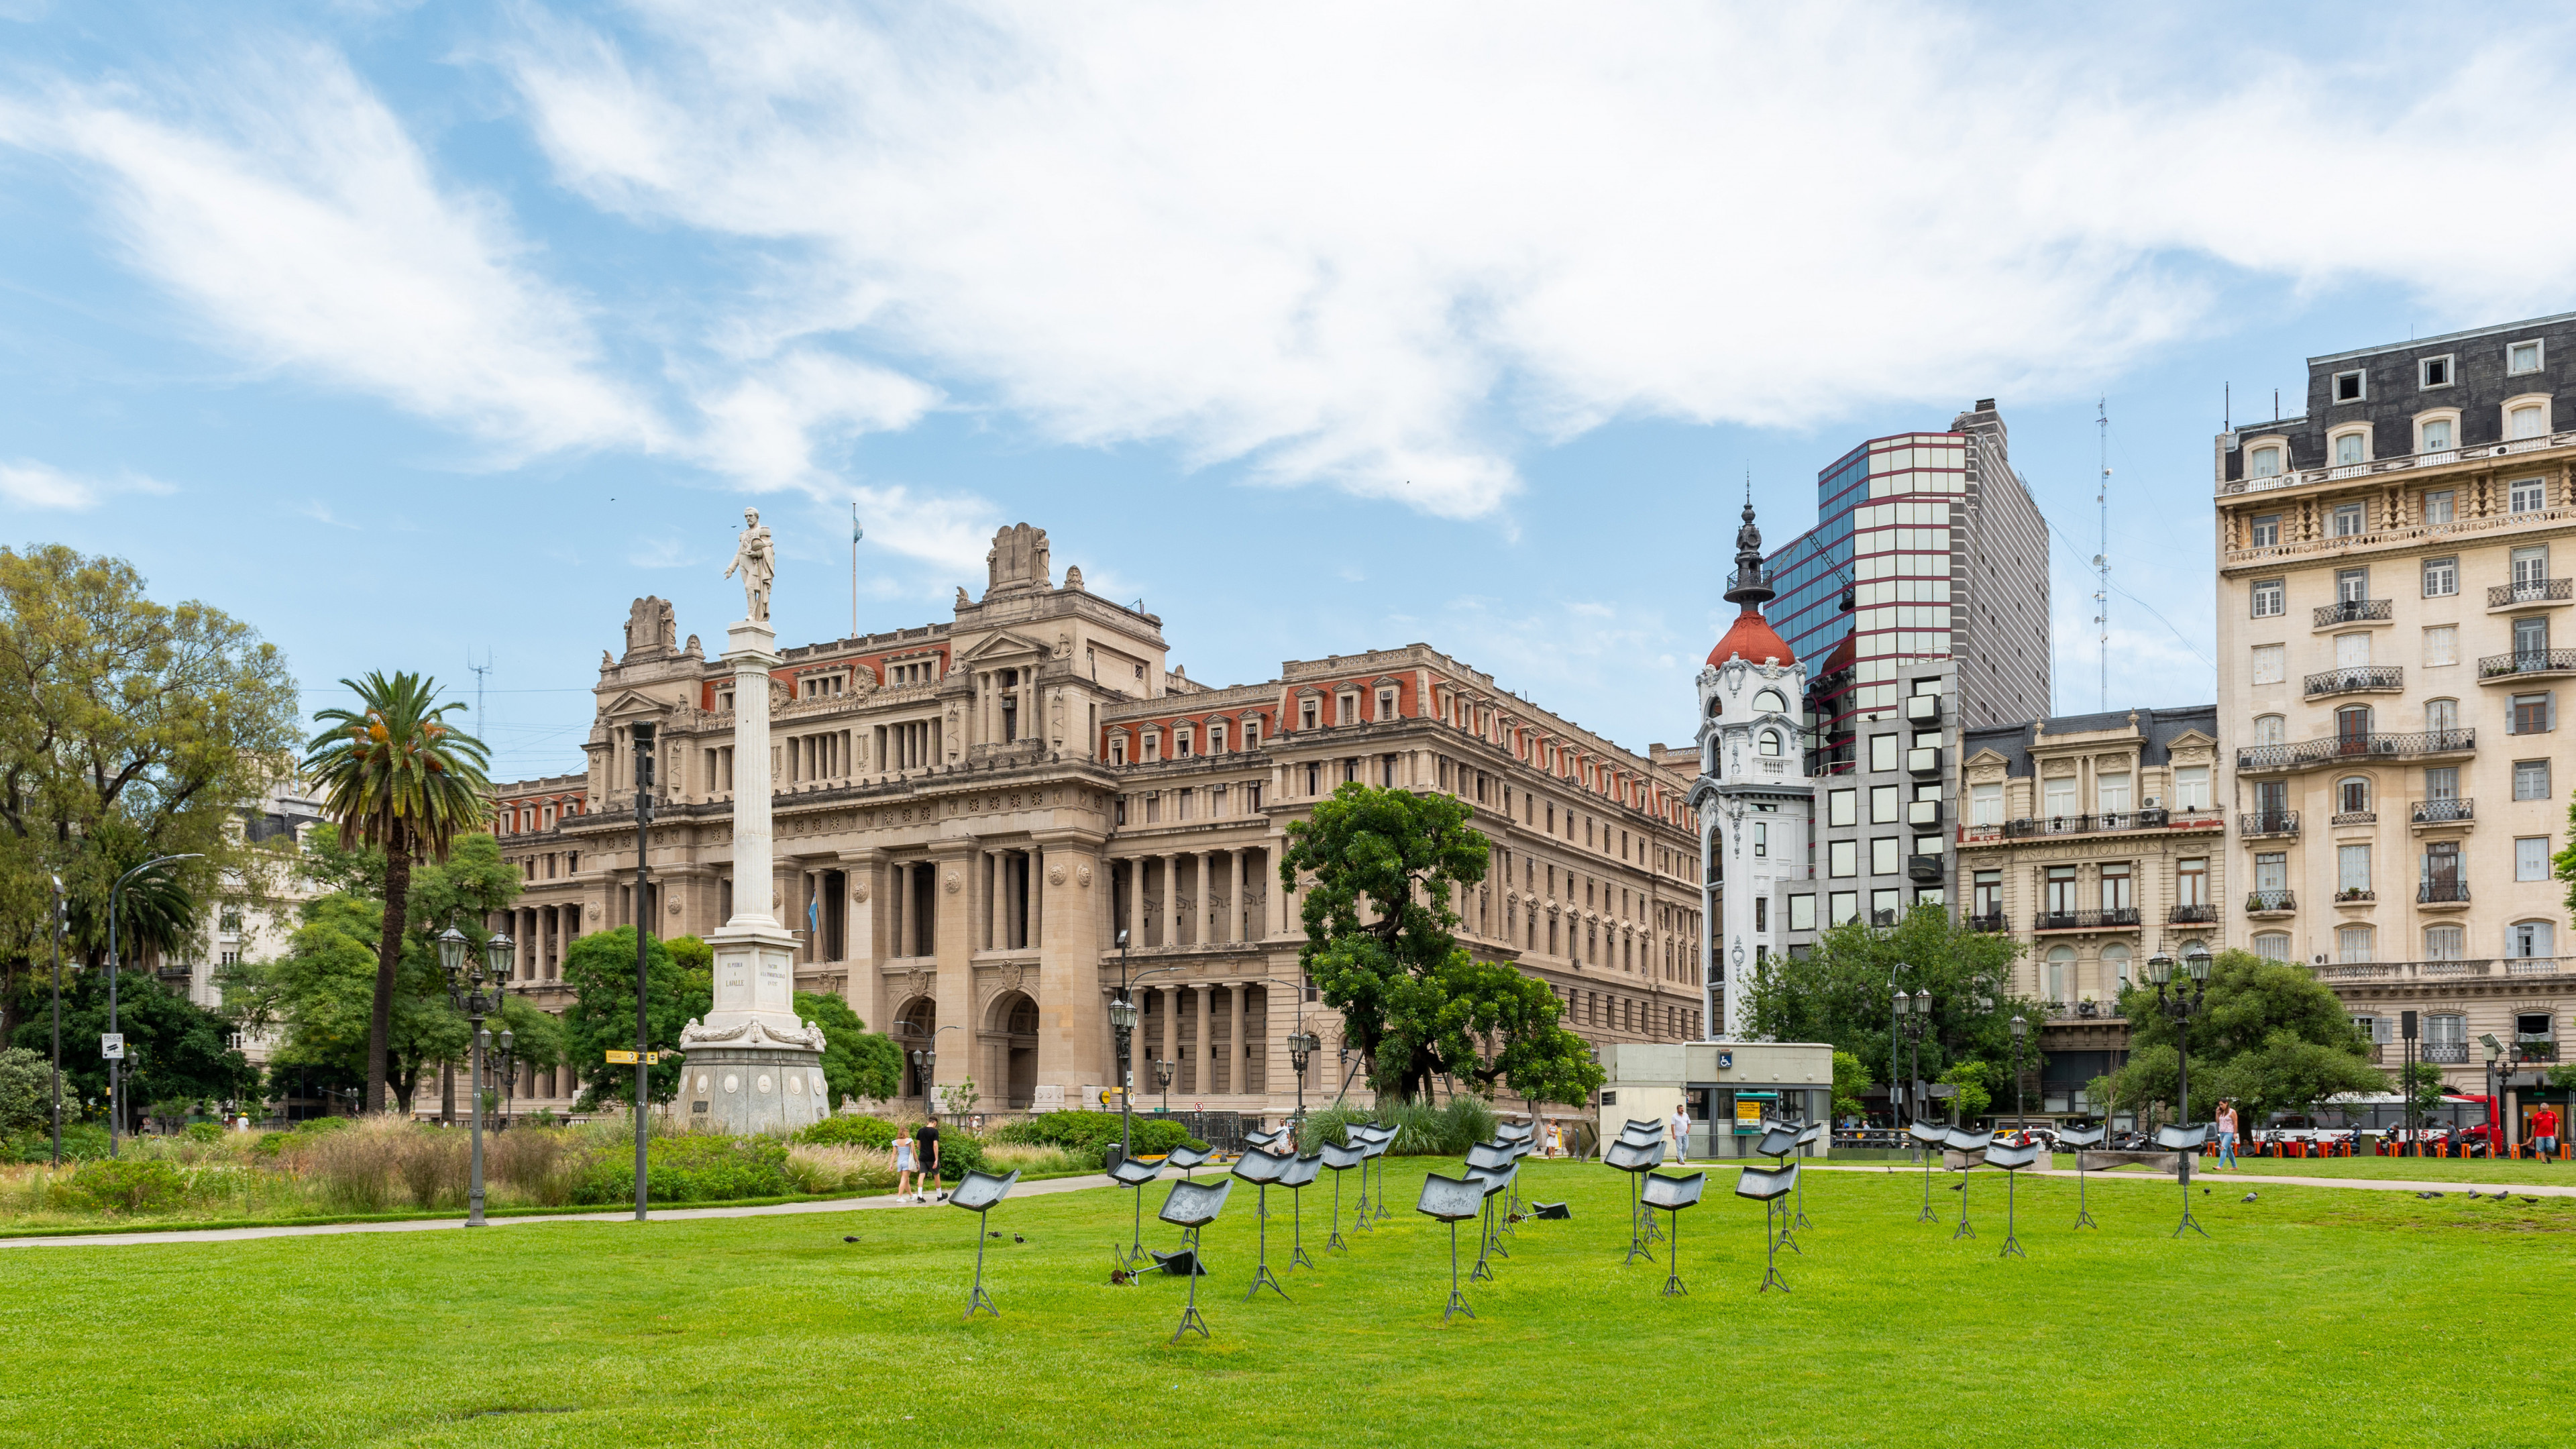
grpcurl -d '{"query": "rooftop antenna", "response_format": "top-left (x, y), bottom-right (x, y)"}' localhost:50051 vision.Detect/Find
top-left (2094, 397), bottom-right (2110, 712)
top-left (2224, 383), bottom-right (2230, 432)
top-left (851, 502), bottom-right (865, 639)
top-left (468, 647), bottom-right (494, 757)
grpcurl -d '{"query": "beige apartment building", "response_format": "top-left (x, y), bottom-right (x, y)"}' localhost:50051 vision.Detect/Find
top-left (2216, 314), bottom-right (2576, 1088)
top-left (480, 523), bottom-right (1705, 1121)
top-left (1956, 706), bottom-right (2223, 1116)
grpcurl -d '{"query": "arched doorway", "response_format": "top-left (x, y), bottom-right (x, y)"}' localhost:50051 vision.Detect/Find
top-left (984, 991), bottom-right (1040, 1109)
top-left (896, 997), bottom-right (936, 1100)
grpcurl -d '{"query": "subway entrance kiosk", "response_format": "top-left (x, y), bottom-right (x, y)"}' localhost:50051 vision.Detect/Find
top-left (1597, 1041), bottom-right (1834, 1161)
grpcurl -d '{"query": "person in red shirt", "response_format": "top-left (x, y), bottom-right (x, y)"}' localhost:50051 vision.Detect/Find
top-left (2531, 1105), bottom-right (2561, 1159)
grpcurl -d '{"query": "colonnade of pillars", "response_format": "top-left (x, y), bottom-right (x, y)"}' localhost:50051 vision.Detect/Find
top-left (1109, 848), bottom-right (1278, 947)
top-left (784, 729), bottom-right (853, 786)
top-left (1120, 981), bottom-right (1317, 1100)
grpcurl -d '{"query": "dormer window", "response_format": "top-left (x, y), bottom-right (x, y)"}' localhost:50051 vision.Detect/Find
top-left (1174, 727), bottom-right (1193, 757)
top-left (2333, 368), bottom-right (2367, 402)
top-left (2418, 417), bottom-right (2453, 451)
top-left (1244, 716), bottom-right (1262, 749)
top-left (1141, 731), bottom-right (1160, 763)
top-left (2420, 355), bottom-right (2453, 389)
top-left (2249, 445), bottom-right (2282, 478)
top-left (2510, 402), bottom-right (2549, 439)
top-left (1300, 700), bottom-right (1319, 731)
top-left (1336, 693), bottom-right (1356, 726)
top-left (2509, 339), bottom-right (2544, 375)
top-left (2332, 428), bottom-right (2369, 465)
top-left (1753, 689), bottom-right (1788, 714)
top-left (1377, 688), bottom-right (1398, 721)
top-left (1109, 734), bottom-right (1127, 766)
top-left (1209, 722), bottom-right (1228, 753)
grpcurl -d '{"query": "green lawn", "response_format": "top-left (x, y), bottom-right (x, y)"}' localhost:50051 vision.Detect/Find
top-left (2064, 1152), bottom-right (2576, 1185)
top-left (5, 1159), bottom-right (2572, 1448)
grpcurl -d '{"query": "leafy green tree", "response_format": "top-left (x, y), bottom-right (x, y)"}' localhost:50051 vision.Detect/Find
top-left (1281, 783), bottom-right (1599, 1105)
top-left (0, 1045), bottom-right (52, 1136)
top-left (0, 544), bottom-right (300, 1030)
top-left (1938, 1059), bottom-right (1995, 1123)
top-left (2106, 950), bottom-right (2383, 1124)
top-left (2398, 1059), bottom-right (2448, 1122)
top-left (8, 971), bottom-right (254, 1130)
top-left (559, 927), bottom-right (710, 1108)
top-left (1830, 1050), bottom-right (1870, 1120)
top-left (1740, 904), bottom-right (2030, 1109)
top-left (792, 990), bottom-right (901, 1106)
top-left (301, 671), bottom-right (490, 1112)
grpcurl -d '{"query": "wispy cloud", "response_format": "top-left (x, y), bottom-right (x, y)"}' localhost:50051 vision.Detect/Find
top-left (0, 458), bottom-right (168, 510)
top-left (295, 500), bottom-right (362, 529)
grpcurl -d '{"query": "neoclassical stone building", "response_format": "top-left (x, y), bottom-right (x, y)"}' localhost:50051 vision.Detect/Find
top-left (486, 523), bottom-right (1705, 1120)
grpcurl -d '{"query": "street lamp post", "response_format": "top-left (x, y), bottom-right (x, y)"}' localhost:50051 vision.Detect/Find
top-left (629, 720), bottom-right (657, 1224)
top-left (2009, 1016), bottom-right (2029, 1135)
top-left (1888, 961), bottom-right (1909, 1126)
top-left (2147, 943), bottom-right (2214, 1189)
top-left (494, 1028), bottom-right (517, 1131)
top-left (2481, 1034), bottom-right (2502, 1155)
top-left (436, 926), bottom-right (511, 1228)
top-left (1287, 1030), bottom-right (1320, 1138)
top-left (1894, 988), bottom-right (1931, 1128)
top-left (1155, 1057), bottom-right (1174, 1115)
top-left (105, 852), bottom-right (201, 1157)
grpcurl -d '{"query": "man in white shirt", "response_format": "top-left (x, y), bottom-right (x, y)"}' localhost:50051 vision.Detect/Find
top-left (1670, 1103), bottom-right (1692, 1164)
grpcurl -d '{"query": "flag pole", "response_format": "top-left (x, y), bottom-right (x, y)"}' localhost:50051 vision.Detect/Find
top-left (851, 502), bottom-right (859, 639)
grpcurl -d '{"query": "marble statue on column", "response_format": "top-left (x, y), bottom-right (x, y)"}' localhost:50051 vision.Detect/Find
top-left (680, 505), bottom-right (826, 1132)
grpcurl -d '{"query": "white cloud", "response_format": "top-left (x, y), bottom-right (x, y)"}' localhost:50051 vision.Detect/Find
top-left (494, 3), bottom-right (2576, 521)
top-left (692, 350), bottom-right (938, 490)
top-left (0, 458), bottom-right (170, 510)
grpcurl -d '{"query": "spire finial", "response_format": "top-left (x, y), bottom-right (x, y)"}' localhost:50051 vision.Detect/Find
top-left (1724, 488), bottom-right (1772, 608)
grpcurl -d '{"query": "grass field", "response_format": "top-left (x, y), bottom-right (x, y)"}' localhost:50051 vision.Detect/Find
top-left (2067, 1152), bottom-right (2576, 1185)
top-left (7, 1159), bottom-right (2573, 1448)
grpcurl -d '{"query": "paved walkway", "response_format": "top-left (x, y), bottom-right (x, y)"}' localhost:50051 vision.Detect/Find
top-left (1809, 1162), bottom-right (2576, 1198)
top-left (0, 1173), bottom-right (1120, 1250)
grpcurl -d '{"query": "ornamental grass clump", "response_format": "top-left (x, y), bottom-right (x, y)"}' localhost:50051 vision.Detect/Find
top-left (572, 1134), bottom-right (793, 1205)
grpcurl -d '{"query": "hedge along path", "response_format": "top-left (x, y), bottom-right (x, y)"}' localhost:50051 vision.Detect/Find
top-left (0, 1172), bottom-right (1120, 1250)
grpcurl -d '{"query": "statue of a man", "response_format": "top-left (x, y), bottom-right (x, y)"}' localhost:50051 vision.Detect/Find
top-left (725, 507), bottom-right (775, 621)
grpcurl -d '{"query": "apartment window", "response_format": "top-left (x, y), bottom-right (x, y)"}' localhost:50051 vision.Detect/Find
top-left (2252, 932), bottom-right (2292, 962)
top-left (1754, 897), bottom-right (1768, 932)
top-left (1209, 722), bottom-right (1227, 753)
top-left (2420, 355), bottom-right (2453, 389)
top-left (1376, 688), bottom-right (1397, 721)
top-left (2508, 921), bottom-right (2557, 959)
top-left (1758, 729), bottom-right (1782, 756)
top-left (1336, 694), bottom-right (1358, 725)
top-left (2044, 946), bottom-right (2072, 1005)
top-left (1753, 822), bottom-right (1768, 859)
top-left (2099, 861), bottom-right (2133, 912)
top-left (2249, 446), bottom-right (2282, 478)
top-left (2419, 418), bottom-right (2453, 451)
top-left (2251, 645), bottom-right (2285, 686)
top-left (2178, 857), bottom-right (2208, 908)
top-left (2173, 765), bottom-right (2210, 810)
top-left (2510, 692), bottom-right (2553, 735)
top-left (2424, 926), bottom-right (2465, 961)
top-left (2254, 851), bottom-right (2288, 894)
top-left (2338, 843), bottom-right (2371, 894)
top-left (2509, 339), bottom-right (2545, 375)
top-left (2250, 578), bottom-right (2285, 617)
top-left (2336, 924), bottom-right (2376, 964)
top-left (2337, 775), bottom-right (2371, 815)
top-left (2422, 556), bottom-right (2457, 597)
top-left (2425, 765), bottom-right (2459, 800)
top-left (2516, 759), bottom-right (2551, 800)
top-left (2517, 837), bottom-right (2551, 882)
top-left (1869, 735), bottom-right (1898, 772)
top-left (2423, 626), bottom-right (2457, 667)
top-left (1971, 782), bottom-right (2002, 826)
top-left (1870, 888), bottom-right (1900, 922)
top-left (2043, 775), bottom-right (2076, 819)
top-left (1972, 870), bottom-right (2002, 918)
top-left (2332, 501), bottom-right (2366, 535)
top-left (2424, 490), bottom-right (2456, 524)
top-left (2045, 865), bottom-right (2079, 915)
top-left (2512, 407), bottom-right (2550, 441)
top-left (1174, 728), bottom-right (1193, 757)
top-left (2510, 476), bottom-right (2546, 513)
top-left (2249, 513), bottom-right (2281, 548)
top-left (2334, 567), bottom-right (2368, 604)
top-left (1828, 789), bottom-right (1857, 827)
top-left (1141, 732), bottom-right (1159, 763)
top-left (1242, 717), bottom-right (1260, 750)
top-left (2097, 771), bottom-right (2133, 814)
top-left (1300, 700), bottom-right (1319, 731)
top-left (1870, 837), bottom-right (1900, 875)
top-left (1789, 894), bottom-right (1816, 931)
top-left (2334, 368), bottom-right (2367, 402)
top-left (1870, 784), bottom-right (1898, 824)
top-left (1829, 841), bottom-right (1858, 878)
top-left (2253, 714), bottom-right (2286, 746)
top-left (1829, 892), bottom-right (1859, 926)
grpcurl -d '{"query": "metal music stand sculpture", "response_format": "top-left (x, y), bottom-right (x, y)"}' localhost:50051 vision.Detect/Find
top-left (1496, 1123), bottom-right (1534, 1218)
top-left (1735, 1162), bottom-right (1798, 1293)
top-left (1363, 1125), bottom-right (1397, 1221)
top-left (2058, 1124), bottom-right (2106, 1229)
top-left (1281, 1152), bottom-right (1322, 1269)
top-left (1320, 1140), bottom-right (1365, 1250)
top-left (1244, 1127), bottom-right (1283, 1152)
top-left (1465, 1142), bottom-right (1515, 1262)
top-left (1231, 1148), bottom-right (1295, 1301)
top-left (1640, 1171), bottom-right (1706, 1297)
top-left (1754, 1124), bottom-right (1803, 1254)
top-left (1906, 1120), bottom-right (1947, 1223)
top-left (1942, 1128), bottom-right (1988, 1240)
top-left (1167, 1142), bottom-right (1214, 1181)
top-left (1617, 1122), bottom-right (1668, 1244)
top-left (1605, 1136), bottom-right (1666, 1264)
top-left (950, 1168), bottom-right (1021, 1319)
top-left (2157, 1124), bottom-right (2212, 1238)
top-left (1464, 1161), bottom-right (1515, 1281)
top-left (1109, 1154), bottom-right (1164, 1270)
top-left (1417, 1172), bottom-right (1486, 1322)
top-left (1983, 1138), bottom-right (2040, 1258)
top-left (1792, 1123), bottom-right (1825, 1230)
top-left (1158, 1177), bottom-right (1233, 1342)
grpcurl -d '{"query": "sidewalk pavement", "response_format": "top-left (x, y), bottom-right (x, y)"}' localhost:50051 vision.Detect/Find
top-left (0, 1172), bottom-right (1120, 1251)
top-left (1807, 1161), bottom-right (2576, 1198)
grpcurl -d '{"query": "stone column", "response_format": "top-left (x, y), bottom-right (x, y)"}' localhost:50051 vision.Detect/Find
top-left (928, 841), bottom-right (975, 1104)
top-left (1034, 835), bottom-right (1099, 1109)
top-left (1226, 849), bottom-right (1244, 944)
top-left (1226, 982), bottom-right (1245, 1096)
top-left (1159, 982), bottom-right (1181, 1096)
top-left (1192, 982), bottom-right (1212, 1097)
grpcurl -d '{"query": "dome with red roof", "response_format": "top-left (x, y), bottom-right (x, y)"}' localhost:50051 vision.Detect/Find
top-left (1707, 606), bottom-right (1795, 667)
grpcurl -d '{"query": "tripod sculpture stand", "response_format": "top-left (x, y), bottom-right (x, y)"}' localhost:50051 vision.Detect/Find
top-left (2157, 1123), bottom-right (2212, 1238)
top-left (1754, 1124), bottom-right (1803, 1254)
top-left (1734, 1161), bottom-right (1797, 1293)
top-left (1984, 1138), bottom-right (2040, 1258)
top-left (1906, 1120), bottom-right (1947, 1223)
top-left (1465, 1142), bottom-right (1516, 1265)
top-left (1157, 1178), bottom-right (1232, 1342)
top-left (2059, 1124), bottom-right (2105, 1229)
top-left (1108, 1154), bottom-right (1163, 1271)
top-left (950, 1168), bottom-right (1021, 1319)
top-left (1231, 1148), bottom-right (1294, 1301)
top-left (1792, 1123), bottom-right (1824, 1230)
top-left (1319, 1140), bottom-right (1364, 1250)
top-left (1464, 1159), bottom-right (1515, 1282)
top-left (1416, 1171), bottom-right (1485, 1322)
top-left (1640, 1171), bottom-right (1706, 1297)
top-left (1354, 1125), bottom-right (1396, 1222)
top-left (1281, 1152), bottom-right (1322, 1269)
top-left (1605, 1134), bottom-right (1665, 1263)
top-left (1942, 1128), bottom-right (1989, 1240)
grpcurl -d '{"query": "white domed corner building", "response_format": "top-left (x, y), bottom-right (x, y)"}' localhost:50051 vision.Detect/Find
top-left (1686, 501), bottom-right (1817, 1039)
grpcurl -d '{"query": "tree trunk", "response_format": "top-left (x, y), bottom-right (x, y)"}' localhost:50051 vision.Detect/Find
top-left (368, 847), bottom-right (413, 1114)
top-left (440, 1061), bottom-right (454, 1124)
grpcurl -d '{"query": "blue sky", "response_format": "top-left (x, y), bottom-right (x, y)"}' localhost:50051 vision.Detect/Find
top-left (9, 3), bottom-right (2576, 782)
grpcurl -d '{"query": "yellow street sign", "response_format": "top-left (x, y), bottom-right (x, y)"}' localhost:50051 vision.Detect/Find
top-left (605, 1050), bottom-right (667, 1065)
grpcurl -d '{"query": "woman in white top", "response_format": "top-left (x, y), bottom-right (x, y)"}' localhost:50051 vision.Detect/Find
top-left (893, 1125), bottom-right (920, 1201)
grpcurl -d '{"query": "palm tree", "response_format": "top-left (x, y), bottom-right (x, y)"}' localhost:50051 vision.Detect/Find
top-left (301, 672), bottom-right (489, 1113)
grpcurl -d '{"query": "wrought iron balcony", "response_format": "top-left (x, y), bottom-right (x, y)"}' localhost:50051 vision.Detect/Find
top-left (2239, 810), bottom-right (2300, 837)
top-left (2333, 888), bottom-right (2375, 904)
top-left (2246, 890), bottom-right (2296, 914)
top-left (1966, 912), bottom-right (2008, 934)
top-left (2313, 598), bottom-right (2393, 627)
top-left (2329, 810), bottom-right (2377, 826)
top-left (2305, 665), bottom-right (2405, 698)
top-left (2033, 908), bottom-right (2142, 932)
top-left (2426, 1042), bottom-right (2469, 1065)
top-left (1984, 808), bottom-right (2216, 841)
top-left (2479, 648), bottom-right (2576, 680)
top-left (2235, 729), bottom-right (2472, 773)
top-left (2167, 904), bottom-right (2218, 925)
top-left (2412, 797), bottom-right (2474, 824)
top-left (2417, 879), bottom-right (2471, 904)
top-left (2489, 578), bottom-right (2573, 608)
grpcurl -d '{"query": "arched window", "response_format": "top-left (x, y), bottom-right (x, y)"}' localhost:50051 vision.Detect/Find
top-left (1706, 696), bottom-right (1723, 718)
top-left (2336, 776), bottom-right (2371, 816)
top-left (2100, 943), bottom-right (2133, 998)
top-left (1757, 730), bottom-right (1782, 757)
top-left (2423, 924), bottom-right (2465, 961)
top-left (2253, 714), bottom-right (2286, 746)
top-left (1753, 689), bottom-right (1788, 714)
top-left (2331, 426), bottom-right (2370, 465)
top-left (2249, 444), bottom-right (2282, 478)
top-left (2251, 932), bottom-right (2292, 963)
top-left (2335, 704), bottom-right (2371, 749)
top-left (2044, 946), bottom-right (2075, 1006)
